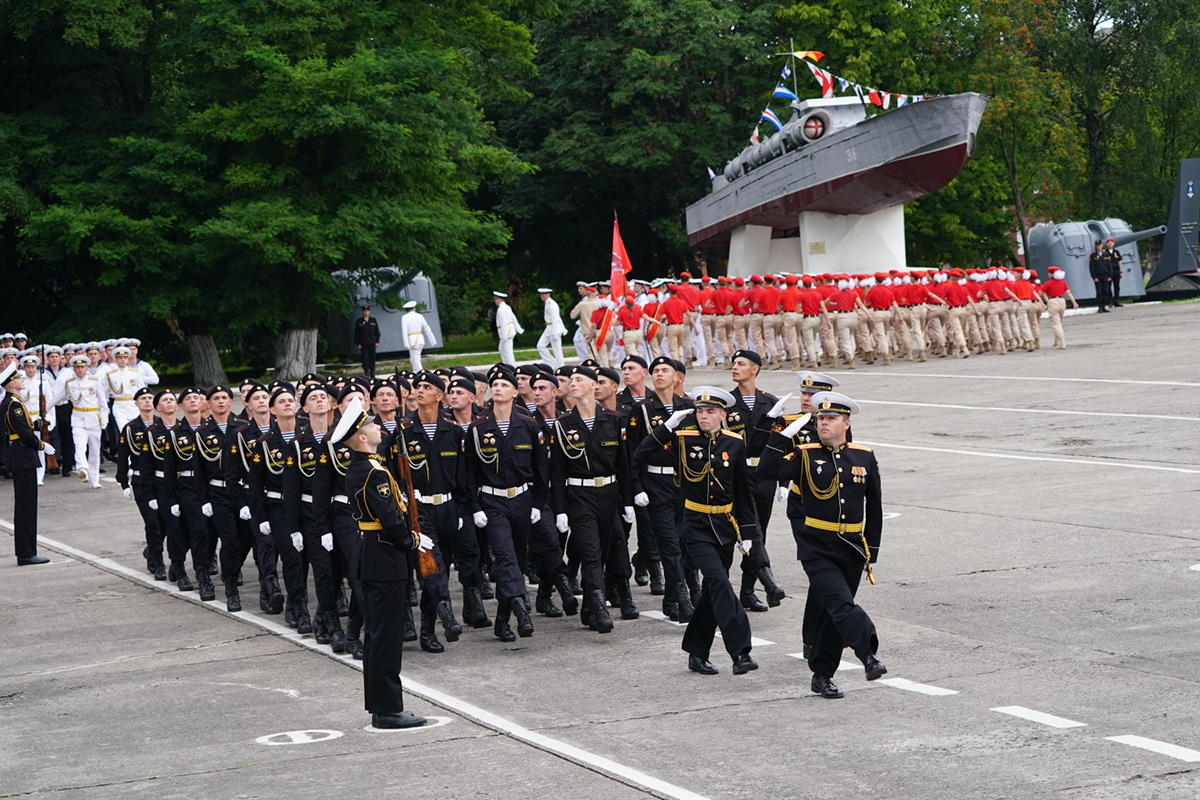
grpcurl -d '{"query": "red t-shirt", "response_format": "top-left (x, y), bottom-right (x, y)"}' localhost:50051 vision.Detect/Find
top-left (678, 283), bottom-right (700, 310)
top-left (799, 288), bottom-right (823, 315)
top-left (865, 285), bottom-right (896, 311)
top-left (617, 304), bottom-right (641, 329)
top-left (817, 284), bottom-right (837, 300)
top-left (661, 296), bottom-right (689, 323)
top-left (1013, 280), bottom-right (1034, 300)
top-left (943, 281), bottom-right (969, 306)
top-left (698, 287), bottom-right (718, 314)
top-left (985, 279), bottom-right (1010, 302)
top-left (829, 289), bottom-right (858, 312)
top-left (740, 286), bottom-right (761, 313)
top-left (757, 285), bottom-right (780, 313)
top-left (729, 288), bottom-right (748, 315)
top-left (1042, 278), bottom-right (1069, 298)
top-left (710, 287), bottom-right (734, 314)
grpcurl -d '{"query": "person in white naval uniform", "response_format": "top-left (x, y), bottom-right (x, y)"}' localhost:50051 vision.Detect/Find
top-left (17, 355), bottom-right (55, 485)
top-left (400, 300), bottom-right (437, 371)
top-left (54, 355), bottom-right (109, 488)
top-left (493, 291), bottom-right (524, 366)
top-left (104, 346), bottom-right (147, 433)
top-left (536, 288), bottom-right (567, 367)
top-left (123, 339), bottom-right (160, 386)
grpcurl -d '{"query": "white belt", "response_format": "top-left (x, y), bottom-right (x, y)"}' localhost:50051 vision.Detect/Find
top-left (478, 484), bottom-right (528, 499)
top-left (418, 491), bottom-right (455, 505)
top-left (154, 470), bottom-right (165, 478)
top-left (333, 494), bottom-right (349, 504)
top-left (130, 469), bottom-right (140, 476)
top-left (746, 457), bottom-right (760, 467)
top-left (209, 479), bottom-right (226, 487)
top-left (266, 491), bottom-right (283, 500)
top-left (301, 493), bottom-right (313, 504)
top-left (567, 475), bottom-right (616, 488)
top-left (178, 470), bottom-right (195, 478)
top-left (645, 465), bottom-right (674, 475)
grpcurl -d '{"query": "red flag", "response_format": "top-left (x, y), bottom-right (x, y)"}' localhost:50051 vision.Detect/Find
top-left (805, 62), bottom-right (835, 99)
top-left (611, 215), bottom-right (632, 300)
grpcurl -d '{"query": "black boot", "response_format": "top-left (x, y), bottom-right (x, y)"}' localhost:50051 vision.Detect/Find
top-left (408, 580), bottom-right (419, 607)
top-left (152, 560), bottom-right (167, 582)
top-left (336, 583), bottom-right (349, 617)
top-left (225, 580), bottom-right (242, 613)
top-left (648, 560), bottom-right (666, 596)
top-left (740, 571), bottom-right (768, 612)
top-left (511, 596), bottom-right (535, 638)
top-left (466, 587), bottom-right (490, 628)
top-left (633, 553), bottom-right (649, 587)
top-left (569, 576), bottom-right (583, 596)
top-left (535, 582), bottom-right (562, 617)
top-left (284, 596), bottom-right (298, 628)
top-left (259, 582), bottom-right (271, 612)
top-left (265, 575), bottom-right (284, 614)
top-left (615, 580), bottom-right (639, 620)
top-left (327, 613), bottom-right (347, 654)
top-left (676, 582), bottom-right (696, 624)
top-left (757, 566), bottom-right (785, 607)
top-left (197, 571), bottom-right (216, 602)
top-left (236, 569), bottom-right (243, 586)
top-left (208, 555), bottom-right (218, 576)
top-left (686, 569), bottom-right (702, 607)
top-left (295, 597), bottom-right (313, 634)
top-left (525, 559), bottom-right (540, 586)
top-left (493, 601), bottom-right (516, 642)
top-left (554, 573), bottom-right (579, 616)
top-left (605, 575), bottom-right (620, 609)
top-left (663, 589), bottom-right (679, 621)
top-left (480, 575), bottom-right (495, 600)
top-left (588, 589), bottom-right (614, 633)
top-left (175, 563), bottom-right (194, 593)
top-left (403, 605), bottom-right (417, 642)
top-left (420, 612), bottom-right (444, 653)
top-left (313, 610), bottom-right (330, 644)
top-left (436, 600), bottom-right (462, 642)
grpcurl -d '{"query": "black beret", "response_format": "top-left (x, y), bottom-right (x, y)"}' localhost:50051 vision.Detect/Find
top-left (554, 366), bottom-right (572, 377)
top-left (621, 354), bottom-right (648, 369)
top-left (370, 379), bottom-right (399, 398)
top-left (579, 358), bottom-right (600, 369)
top-left (153, 389), bottom-right (174, 407)
top-left (206, 384), bottom-right (233, 400)
top-left (300, 382), bottom-right (330, 406)
top-left (731, 349), bottom-right (762, 367)
top-left (533, 362), bottom-right (555, 373)
top-left (567, 365), bottom-right (597, 382)
top-left (134, 386), bottom-right (154, 400)
top-left (337, 383), bottom-right (366, 403)
top-left (269, 386), bottom-right (295, 406)
top-left (598, 366), bottom-right (621, 384)
top-left (177, 387), bottom-right (204, 402)
top-left (531, 371), bottom-right (557, 388)
top-left (413, 370), bottom-right (446, 392)
top-left (515, 364), bottom-right (540, 377)
top-left (488, 365), bottom-right (519, 388)
top-left (673, 359), bottom-right (687, 375)
top-left (649, 356), bottom-right (677, 372)
top-left (470, 371), bottom-right (488, 385)
top-left (448, 376), bottom-right (475, 393)
top-left (300, 372), bottom-right (324, 384)
top-left (394, 377), bottom-right (412, 392)
top-left (449, 366), bottom-right (473, 382)
top-left (245, 383), bottom-right (270, 401)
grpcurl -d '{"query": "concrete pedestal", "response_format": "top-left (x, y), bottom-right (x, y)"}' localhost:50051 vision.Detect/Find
top-left (798, 206), bottom-right (906, 274)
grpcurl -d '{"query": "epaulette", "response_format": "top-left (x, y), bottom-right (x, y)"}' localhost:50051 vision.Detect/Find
top-left (676, 429), bottom-right (699, 437)
top-left (797, 443), bottom-right (821, 450)
top-left (763, 391), bottom-right (779, 403)
top-left (781, 413), bottom-right (805, 422)
top-left (720, 429), bottom-right (743, 440)
top-left (467, 417), bottom-right (490, 430)
top-left (847, 443), bottom-right (873, 452)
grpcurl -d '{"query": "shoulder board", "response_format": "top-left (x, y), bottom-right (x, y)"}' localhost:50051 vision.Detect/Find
top-left (555, 413), bottom-right (572, 422)
top-left (847, 443), bottom-right (873, 452)
top-left (676, 430), bottom-right (699, 437)
top-left (762, 392), bottom-right (779, 403)
top-left (467, 417), bottom-right (490, 430)
top-left (720, 429), bottom-right (742, 439)
top-left (797, 443), bottom-right (821, 450)
top-left (780, 413), bottom-right (805, 423)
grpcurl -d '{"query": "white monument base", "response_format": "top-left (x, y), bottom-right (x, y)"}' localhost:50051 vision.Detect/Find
top-left (797, 206), bottom-right (906, 274)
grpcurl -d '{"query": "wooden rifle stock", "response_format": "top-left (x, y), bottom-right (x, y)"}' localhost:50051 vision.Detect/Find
top-left (396, 435), bottom-right (439, 579)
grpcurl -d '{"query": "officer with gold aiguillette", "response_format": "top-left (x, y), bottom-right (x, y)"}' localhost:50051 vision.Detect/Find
top-left (636, 385), bottom-right (758, 677)
top-left (759, 391), bottom-right (885, 700)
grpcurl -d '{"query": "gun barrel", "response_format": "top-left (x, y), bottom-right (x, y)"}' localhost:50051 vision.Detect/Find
top-left (1111, 225), bottom-right (1167, 248)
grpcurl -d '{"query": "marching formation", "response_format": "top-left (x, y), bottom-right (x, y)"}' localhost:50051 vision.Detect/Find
top-left (552, 266), bottom-right (1081, 373)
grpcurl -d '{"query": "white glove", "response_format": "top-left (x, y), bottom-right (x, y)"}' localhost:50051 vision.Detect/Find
top-left (416, 532), bottom-right (434, 552)
top-left (42, 442), bottom-right (56, 456)
top-left (170, 504), bottom-right (180, 517)
top-left (457, 516), bottom-right (463, 530)
top-left (622, 506), bottom-right (635, 524)
top-left (473, 511), bottom-right (488, 528)
top-left (739, 539), bottom-right (755, 555)
top-left (239, 506), bottom-right (252, 521)
top-left (123, 486), bottom-right (133, 500)
top-left (201, 502), bottom-right (213, 517)
top-left (291, 532), bottom-right (304, 551)
top-left (664, 408), bottom-right (694, 431)
top-left (780, 413), bottom-right (811, 440)
top-left (149, 499), bottom-right (159, 510)
top-left (766, 393), bottom-right (794, 418)
top-left (776, 486), bottom-right (789, 503)
top-left (259, 521), bottom-right (272, 535)
top-left (633, 492), bottom-right (649, 507)
top-left (556, 513), bottom-right (569, 533)
top-left (530, 507), bottom-right (542, 524)
top-left (321, 533), bottom-right (334, 551)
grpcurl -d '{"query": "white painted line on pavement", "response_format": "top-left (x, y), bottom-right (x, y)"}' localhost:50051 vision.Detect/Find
top-left (857, 398), bottom-right (1200, 423)
top-left (860, 441), bottom-right (1200, 475)
top-left (1190, 564), bottom-right (1200, 571)
top-left (1105, 735), bottom-right (1200, 762)
top-left (639, 610), bottom-right (774, 646)
top-left (991, 706), bottom-right (1087, 729)
top-left (2, 522), bottom-right (713, 800)
top-left (878, 678), bottom-right (958, 696)
top-left (852, 372), bottom-right (1200, 388)
top-left (785, 653), bottom-right (860, 674)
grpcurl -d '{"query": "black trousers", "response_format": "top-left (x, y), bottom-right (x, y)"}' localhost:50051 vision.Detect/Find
top-left (298, 500), bottom-right (338, 617)
top-left (361, 345), bottom-right (377, 377)
top-left (209, 489), bottom-right (247, 583)
top-left (151, 480), bottom-right (188, 565)
top-left (332, 506), bottom-right (363, 629)
top-left (605, 506), bottom-right (633, 581)
top-left (132, 481), bottom-right (164, 562)
top-left (55, 405), bottom-right (75, 474)
top-left (1094, 278), bottom-right (1111, 310)
top-left (1111, 273), bottom-right (1122, 303)
top-left (740, 475), bottom-right (774, 577)
top-left (801, 539), bottom-right (877, 678)
top-left (11, 468), bottom-right (39, 559)
top-left (265, 500), bottom-right (306, 599)
top-left (681, 531), bottom-right (752, 661)
top-left (633, 504), bottom-right (658, 562)
top-left (412, 502), bottom-right (452, 614)
top-left (176, 487), bottom-right (212, 576)
top-left (361, 578), bottom-right (408, 715)
top-left (479, 492), bottom-right (531, 606)
top-left (529, 501), bottom-right (567, 580)
top-left (642, 472), bottom-right (687, 594)
top-left (564, 483), bottom-right (619, 595)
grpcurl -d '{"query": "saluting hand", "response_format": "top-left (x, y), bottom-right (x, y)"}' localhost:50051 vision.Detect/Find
top-left (664, 408), bottom-right (694, 431)
top-left (766, 393), bottom-right (793, 418)
top-left (780, 413), bottom-right (811, 440)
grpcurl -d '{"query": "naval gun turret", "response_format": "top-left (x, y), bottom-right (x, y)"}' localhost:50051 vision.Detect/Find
top-left (1026, 220), bottom-right (1166, 303)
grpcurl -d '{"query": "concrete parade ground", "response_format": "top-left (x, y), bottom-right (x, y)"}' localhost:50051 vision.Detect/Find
top-left (3, 300), bottom-right (1200, 800)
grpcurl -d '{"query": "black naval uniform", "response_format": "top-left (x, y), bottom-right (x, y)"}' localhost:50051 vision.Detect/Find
top-left (348, 450), bottom-right (417, 717)
top-left (2, 389), bottom-right (47, 560)
top-left (759, 431), bottom-right (882, 680)
top-left (116, 416), bottom-right (166, 576)
top-left (196, 416), bottom-right (256, 598)
top-left (725, 389), bottom-right (783, 603)
top-left (146, 418), bottom-right (190, 581)
top-left (165, 421), bottom-right (216, 594)
top-left (637, 421), bottom-right (757, 664)
top-left (312, 431), bottom-right (364, 643)
top-left (1089, 250), bottom-right (1111, 311)
top-left (290, 428), bottom-right (342, 641)
top-left (1106, 245), bottom-right (1123, 306)
top-left (618, 388), bottom-right (659, 577)
top-left (354, 316), bottom-right (381, 377)
top-left (246, 425), bottom-right (308, 625)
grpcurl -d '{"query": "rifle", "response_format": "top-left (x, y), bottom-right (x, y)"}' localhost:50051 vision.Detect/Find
top-left (39, 344), bottom-right (58, 471)
top-left (395, 430), bottom-right (439, 579)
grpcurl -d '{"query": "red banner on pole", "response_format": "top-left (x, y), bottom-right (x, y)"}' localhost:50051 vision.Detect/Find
top-left (611, 215), bottom-right (632, 301)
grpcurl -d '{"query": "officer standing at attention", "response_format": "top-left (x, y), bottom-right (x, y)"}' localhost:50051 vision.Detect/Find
top-left (1089, 241), bottom-right (1111, 313)
top-left (336, 396), bottom-right (432, 730)
top-left (2, 361), bottom-right (54, 565)
top-left (1104, 237), bottom-right (1124, 307)
top-left (354, 305), bottom-right (382, 377)
top-left (637, 386), bottom-right (758, 676)
top-left (759, 391), bottom-right (886, 699)
top-left (400, 301), bottom-right (436, 372)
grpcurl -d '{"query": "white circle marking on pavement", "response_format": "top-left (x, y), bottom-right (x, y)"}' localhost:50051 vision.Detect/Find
top-left (364, 716), bottom-right (452, 733)
top-left (256, 729), bottom-right (344, 746)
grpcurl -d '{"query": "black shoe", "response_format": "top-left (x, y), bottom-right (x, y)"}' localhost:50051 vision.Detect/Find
top-left (480, 577), bottom-right (495, 600)
top-left (259, 584), bottom-right (272, 612)
top-left (198, 574), bottom-right (216, 602)
top-left (675, 582), bottom-right (695, 624)
top-left (265, 575), bottom-right (284, 614)
top-left (328, 616), bottom-right (347, 654)
top-left (177, 572), bottom-right (194, 592)
top-left (285, 598), bottom-right (299, 629)
top-left (403, 606), bottom-right (417, 642)
top-left (554, 574), bottom-right (579, 616)
top-left (741, 572), bottom-right (768, 612)
top-left (313, 611), bottom-right (331, 645)
top-left (466, 587), bottom-right (490, 628)
top-left (615, 580), bottom-right (639, 620)
top-left (143, 547), bottom-right (152, 573)
top-left (633, 554), bottom-right (649, 587)
top-left (535, 595), bottom-right (562, 617)
top-left (225, 581), bottom-right (242, 613)
top-left (648, 560), bottom-right (666, 596)
top-left (811, 675), bottom-right (844, 699)
top-left (570, 577), bottom-right (583, 596)
top-left (420, 614), bottom-right (444, 653)
top-left (153, 562), bottom-right (167, 581)
top-left (336, 584), bottom-right (349, 617)
top-left (588, 589), bottom-right (613, 633)
top-left (732, 653), bottom-right (759, 675)
top-left (688, 655), bottom-right (719, 675)
top-left (372, 711), bottom-right (426, 729)
top-left (436, 600), bottom-right (462, 642)
top-left (1112, 302), bottom-right (1123, 308)
top-left (686, 569), bottom-right (702, 607)
top-left (208, 555), bottom-right (218, 576)
top-left (757, 566), bottom-right (786, 607)
top-left (17, 555), bottom-right (50, 566)
top-left (663, 594), bottom-right (679, 621)
top-left (511, 596), bottom-right (535, 638)
top-left (863, 655), bottom-right (888, 681)
top-left (351, 637), bottom-right (364, 660)
top-left (493, 604), bottom-right (517, 642)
